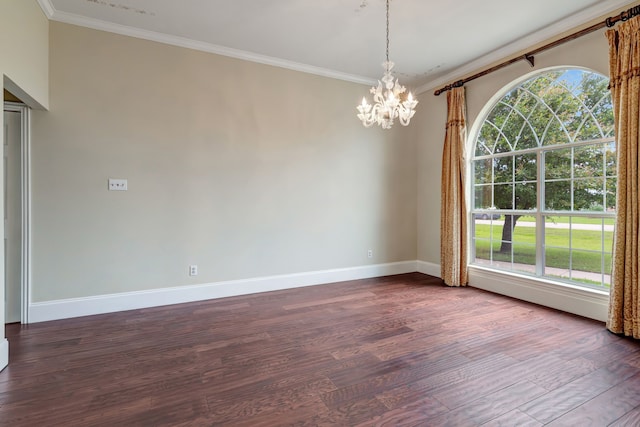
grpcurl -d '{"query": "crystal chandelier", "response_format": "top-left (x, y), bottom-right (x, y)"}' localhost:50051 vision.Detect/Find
top-left (357, 0), bottom-right (418, 129)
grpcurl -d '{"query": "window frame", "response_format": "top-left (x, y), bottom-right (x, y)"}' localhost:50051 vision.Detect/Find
top-left (468, 67), bottom-right (615, 292)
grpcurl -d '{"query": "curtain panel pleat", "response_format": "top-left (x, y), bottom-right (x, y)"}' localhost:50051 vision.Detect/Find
top-left (607, 16), bottom-right (640, 338)
top-left (440, 87), bottom-right (468, 287)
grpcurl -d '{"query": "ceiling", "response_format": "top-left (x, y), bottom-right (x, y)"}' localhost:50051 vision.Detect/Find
top-left (39, 0), bottom-right (635, 93)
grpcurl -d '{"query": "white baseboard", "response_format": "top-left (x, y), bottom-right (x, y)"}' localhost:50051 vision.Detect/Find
top-left (468, 265), bottom-right (609, 322)
top-left (27, 260), bottom-right (610, 323)
top-left (29, 261), bottom-right (418, 323)
top-left (417, 260), bottom-right (441, 278)
top-left (0, 339), bottom-right (8, 372)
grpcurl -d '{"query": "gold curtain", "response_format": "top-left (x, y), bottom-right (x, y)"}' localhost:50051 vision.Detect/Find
top-left (440, 86), bottom-right (468, 287)
top-left (607, 16), bottom-right (640, 338)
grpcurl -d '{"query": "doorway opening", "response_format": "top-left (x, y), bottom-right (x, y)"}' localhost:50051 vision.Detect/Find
top-left (3, 101), bottom-right (31, 324)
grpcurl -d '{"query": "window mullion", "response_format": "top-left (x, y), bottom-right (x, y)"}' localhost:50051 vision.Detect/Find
top-left (512, 155), bottom-right (516, 269)
top-left (571, 147), bottom-right (575, 211)
top-left (537, 150), bottom-right (545, 277)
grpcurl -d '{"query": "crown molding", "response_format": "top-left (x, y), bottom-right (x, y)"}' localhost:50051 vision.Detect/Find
top-left (37, 0), bottom-right (55, 18)
top-left (416, 0), bottom-right (635, 95)
top-left (36, 0), bottom-right (377, 86)
top-left (37, 0), bottom-right (634, 92)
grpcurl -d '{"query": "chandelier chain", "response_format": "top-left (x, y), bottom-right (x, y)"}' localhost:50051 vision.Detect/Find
top-left (385, 0), bottom-right (390, 63)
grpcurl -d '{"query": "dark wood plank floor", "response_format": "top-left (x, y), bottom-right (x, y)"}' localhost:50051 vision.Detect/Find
top-left (1, 273), bottom-right (639, 426)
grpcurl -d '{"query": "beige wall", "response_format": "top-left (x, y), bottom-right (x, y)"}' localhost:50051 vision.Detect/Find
top-left (0, 0), bottom-right (49, 109)
top-left (31, 22), bottom-right (417, 302)
top-left (416, 28), bottom-right (610, 265)
top-left (17, 2), bottom-right (622, 307)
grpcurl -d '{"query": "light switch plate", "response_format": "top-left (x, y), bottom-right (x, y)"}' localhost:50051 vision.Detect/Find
top-left (108, 178), bottom-right (128, 191)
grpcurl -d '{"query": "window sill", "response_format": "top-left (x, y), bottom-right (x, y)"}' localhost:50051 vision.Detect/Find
top-left (468, 264), bottom-right (609, 322)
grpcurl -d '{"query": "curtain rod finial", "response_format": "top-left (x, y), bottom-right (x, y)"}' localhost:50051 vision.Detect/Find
top-left (525, 54), bottom-right (535, 67)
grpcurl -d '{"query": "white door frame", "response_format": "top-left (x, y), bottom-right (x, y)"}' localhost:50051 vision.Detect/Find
top-left (4, 102), bottom-right (31, 324)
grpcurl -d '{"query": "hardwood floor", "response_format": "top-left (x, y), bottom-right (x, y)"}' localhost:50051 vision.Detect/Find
top-left (1, 272), bottom-right (639, 426)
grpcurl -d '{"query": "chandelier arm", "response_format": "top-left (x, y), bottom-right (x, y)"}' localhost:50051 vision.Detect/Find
top-left (371, 103), bottom-right (383, 126)
top-left (357, 107), bottom-right (375, 127)
top-left (372, 86), bottom-right (386, 105)
top-left (397, 103), bottom-right (415, 126)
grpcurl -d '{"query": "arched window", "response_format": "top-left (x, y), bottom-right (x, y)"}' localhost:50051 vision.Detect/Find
top-left (471, 68), bottom-right (615, 290)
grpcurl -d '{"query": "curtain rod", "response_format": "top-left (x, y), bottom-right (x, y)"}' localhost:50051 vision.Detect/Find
top-left (434, 4), bottom-right (640, 96)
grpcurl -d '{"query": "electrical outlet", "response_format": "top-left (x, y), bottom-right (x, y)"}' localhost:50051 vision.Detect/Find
top-left (108, 178), bottom-right (128, 191)
top-left (367, 249), bottom-right (373, 258)
top-left (189, 265), bottom-right (198, 276)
